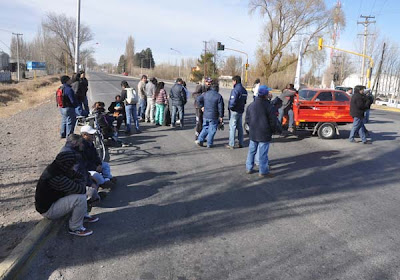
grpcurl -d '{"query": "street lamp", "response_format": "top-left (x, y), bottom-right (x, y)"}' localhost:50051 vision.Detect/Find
top-left (170, 48), bottom-right (182, 78)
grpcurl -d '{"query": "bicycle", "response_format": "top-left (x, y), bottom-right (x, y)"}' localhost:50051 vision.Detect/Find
top-left (75, 115), bottom-right (106, 161)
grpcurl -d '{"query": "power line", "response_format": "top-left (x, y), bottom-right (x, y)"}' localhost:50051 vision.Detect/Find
top-left (0, 39), bottom-right (10, 51)
top-left (0, 28), bottom-right (13, 34)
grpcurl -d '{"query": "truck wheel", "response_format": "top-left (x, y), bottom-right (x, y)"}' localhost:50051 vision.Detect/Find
top-left (317, 123), bottom-right (336, 139)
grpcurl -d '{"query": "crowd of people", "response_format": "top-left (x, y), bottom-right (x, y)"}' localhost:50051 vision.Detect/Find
top-left (36, 71), bottom-right (373, 237)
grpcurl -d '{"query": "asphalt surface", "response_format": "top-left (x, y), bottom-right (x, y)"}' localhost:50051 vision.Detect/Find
top-left (23, 72), bottom-right (400, 280)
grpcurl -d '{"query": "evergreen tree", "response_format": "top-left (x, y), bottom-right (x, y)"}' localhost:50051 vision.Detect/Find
top-left (192, 52), bottom-right (218, 82)
top-left (117, 54), bottom-right (126, 74)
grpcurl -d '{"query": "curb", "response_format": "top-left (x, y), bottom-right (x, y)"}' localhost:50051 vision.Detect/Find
top-left (0, 218), bottom-right (64, 280)
top-left (371, 104), bottom-right (400, 113)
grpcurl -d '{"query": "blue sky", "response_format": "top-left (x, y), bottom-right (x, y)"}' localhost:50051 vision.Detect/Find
top-left (0, 0), bottom-right (399, 66)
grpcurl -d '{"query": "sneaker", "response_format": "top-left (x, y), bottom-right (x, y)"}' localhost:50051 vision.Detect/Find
top-left (363, 140), bottom-right (372, 144)
top-left (237, 144), bottom-right (244, 148)
top-left (225, 145), bottom-right (234, 149)
top-left (288, 128), bottom-right (294, 133)
top-left (195, 140), bottom-right (203, 147)
top-left (100, 180), bottom-right (115, 189)
top-left (84, 215), bottom-right (99, 223)
top-left (259, 172), bottom-right (275, 178)
top-left (246, 170), bottom-right (253, 174)
top-left (68, 227), bottom-right (93, 237)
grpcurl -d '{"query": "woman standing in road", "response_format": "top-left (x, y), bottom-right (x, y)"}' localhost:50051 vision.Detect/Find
top-left (154, 82), bottom-right (168, 125)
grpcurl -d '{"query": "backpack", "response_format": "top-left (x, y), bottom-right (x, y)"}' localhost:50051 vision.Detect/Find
top-left (125, 88), bottom-right (138, 104)
top-left (56, 86), bottom-right (65, 108)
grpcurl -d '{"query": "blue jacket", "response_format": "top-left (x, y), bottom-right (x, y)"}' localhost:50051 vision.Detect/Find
top-left (245, 97), bottom-right (278, 142)
top-left (197, 89), bottom-right (224, 120)
top-left (62, 83), bottom-right (79, 108)
top-left (229, 83), bottom-right (248, 114)
top-left (170, 83), bottom-right (187, 106)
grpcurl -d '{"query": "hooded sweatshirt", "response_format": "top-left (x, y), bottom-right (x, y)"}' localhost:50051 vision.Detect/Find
top-left (35, 151), bottom-right (86, 214)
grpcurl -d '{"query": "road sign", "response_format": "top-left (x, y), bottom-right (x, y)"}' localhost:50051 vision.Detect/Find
top-left (27, 61), bottom-right (46, 70)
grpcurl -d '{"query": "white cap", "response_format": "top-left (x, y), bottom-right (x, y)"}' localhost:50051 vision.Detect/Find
top-left (81, 125), bottom-right (97, 134)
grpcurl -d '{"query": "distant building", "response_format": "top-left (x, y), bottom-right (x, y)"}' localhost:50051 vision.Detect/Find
top-left (0, 51), bottom-right (10, 71)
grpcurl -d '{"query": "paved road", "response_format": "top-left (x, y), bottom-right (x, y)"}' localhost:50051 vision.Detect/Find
top-left (24, 72), bottom-right (400, 280)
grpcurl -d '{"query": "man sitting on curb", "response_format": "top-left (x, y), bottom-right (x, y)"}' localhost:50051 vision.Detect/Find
top-left (80, 125), bottom-right (116, 189)
top-left (35, 151), bottom-right (98, 237)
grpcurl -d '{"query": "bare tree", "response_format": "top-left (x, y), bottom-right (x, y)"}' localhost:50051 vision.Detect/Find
top-left (249, 0), bottom-right (334, 82)
top-left (41, 12), bottom-right (94, 71)
top-left (222, 55), bottom-right (243, 76)
top-left (124, 36), bottom-right (135, 74)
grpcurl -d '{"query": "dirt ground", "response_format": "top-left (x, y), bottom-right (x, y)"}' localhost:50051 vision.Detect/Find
top-left (0, 77), bottom-right (64, 262)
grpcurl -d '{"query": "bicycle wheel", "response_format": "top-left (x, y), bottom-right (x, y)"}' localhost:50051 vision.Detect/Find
top-left (94, 133), bottom-right (106, 161)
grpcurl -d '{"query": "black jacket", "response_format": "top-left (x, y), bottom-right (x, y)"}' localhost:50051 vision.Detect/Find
top-left (35, 152), bottom-right (86, 214)
top-left (350, 92), bottom-right (371, 119)
top-left (245, 97), bottom-right (277, 142)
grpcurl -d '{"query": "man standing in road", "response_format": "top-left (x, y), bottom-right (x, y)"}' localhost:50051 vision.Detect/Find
top-left (79, 71), bottom-right (89, 113)
top-left (278, 83), bottom-right (296, 133)
top-left (349, 85), bottom-right (372, 144)
top-left (137, 75), bottom-right (148, 121)
top-left (226, 75), bottom-right (248, 149)
top-left (121, 80), bottom-right (140, 134)
top-left (170, 78), bottom-right (187, 128)
top-left (245, 86), bottom-right (278, 177)
top-left (192, 77), bottom-right (212, 140)
top-left (59, 75), bottom-right (79, 138)
top-left (145, 77), bottom-right (157, 123)
top-left (195, 81), bottom-right (224, 148)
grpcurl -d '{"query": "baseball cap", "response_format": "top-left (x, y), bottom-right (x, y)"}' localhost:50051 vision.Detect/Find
top-left (258, 85), bottom-right (271, 96)
top-left (81, 125), bottom-right (97, 134)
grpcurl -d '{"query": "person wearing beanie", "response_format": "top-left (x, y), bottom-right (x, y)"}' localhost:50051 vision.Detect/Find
top-left (245, 85), bottom-right (278, 178)
top-left (35, 151), bottom-right (98, 237)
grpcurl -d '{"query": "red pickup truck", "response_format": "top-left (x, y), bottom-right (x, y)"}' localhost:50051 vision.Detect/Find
top-left (293, 88), bottom-right (353, 139)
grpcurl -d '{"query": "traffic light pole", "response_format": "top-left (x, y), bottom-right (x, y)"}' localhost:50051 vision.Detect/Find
top-left (319, 39), bottom-right (374, 88)
top-left (224, 47), bottom-right (249, 85)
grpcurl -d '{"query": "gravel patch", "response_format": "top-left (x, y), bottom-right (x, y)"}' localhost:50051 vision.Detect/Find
top-left (0, 100), bottom-right (64, 262)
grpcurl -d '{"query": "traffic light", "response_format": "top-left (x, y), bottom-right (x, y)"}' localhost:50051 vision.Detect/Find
top-left (245, 63), bottom-right (249, 70)
top-left (318, 38), bottom-right (323, 51)
top-left (217, 42), bottom-right (225, 51)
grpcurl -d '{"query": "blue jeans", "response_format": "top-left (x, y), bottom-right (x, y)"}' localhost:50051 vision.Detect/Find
top-left (246, 140), bottom-right (270, 175)
top-left (198, 118), bottom-right (219, 147)
top-left (60, 107), bottom-right (76, 137)
top-left (171, 105), bottom-right (184, 126)
top-left (278, 107), bottom-right (294, 128)
top-left (349, 117), bottom-right (366, 142)
top-left (75, 105), bottom-right (88, 117)
top-left (125, 104), bottom-right (139, 132)
top-left (83, 96), bottom-right (89, 113)
top-left (138, 98), bottom-right (146, 119)
top-left (229, 111), bottom-right (244, 147)
top-left (364, 109), bottom-right (370, 123)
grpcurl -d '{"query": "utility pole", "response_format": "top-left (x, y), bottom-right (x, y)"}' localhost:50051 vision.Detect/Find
top-left (372, 43), bottom-right (386, 98)
top-left (74, 0), bottom-right (81, 73)
top-left (203, 41), bottom-right (208, 79)
top-left (12, 33), bottom-right (23, 82)
top-left (358, 15), bottom-right (375, 85)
